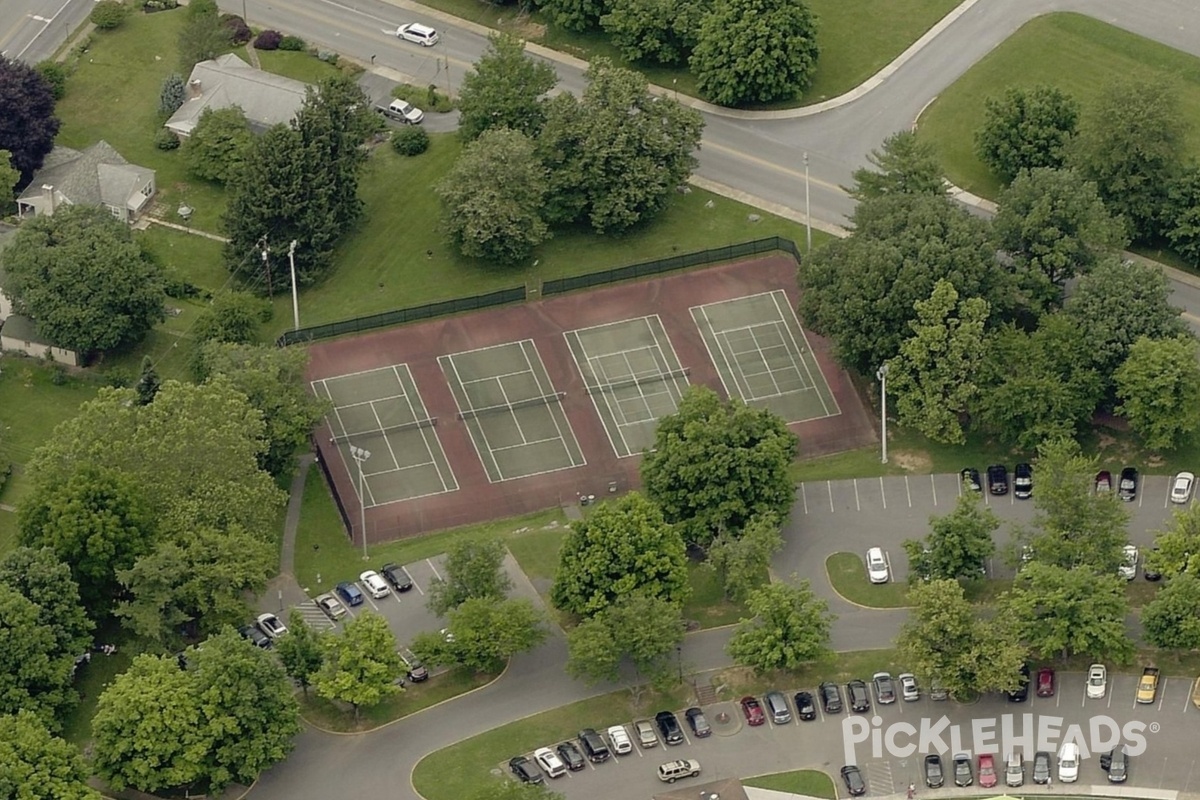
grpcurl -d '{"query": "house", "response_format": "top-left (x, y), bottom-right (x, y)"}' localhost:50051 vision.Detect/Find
top-left (15, 141), bottom-right (156, 223)
top-left (165, 53), bottom-right (310, 138)
top-left (0, 228), bottom-right (81, 366)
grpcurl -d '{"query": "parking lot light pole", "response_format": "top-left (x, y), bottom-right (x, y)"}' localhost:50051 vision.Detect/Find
top-left (287, 240), bottom-right (300, 331)
top-left (676, 645), bottom-right (683, 684)
top-left (876, 364), bottom-right (889, 464)
top-left (803, 152), bottom-right (812, 255)
top-left (350, 446), bottom-right (371, 559)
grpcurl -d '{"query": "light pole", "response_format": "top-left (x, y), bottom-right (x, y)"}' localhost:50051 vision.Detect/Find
top-left (287, 239), bottom-right (300, 331)
top-left (876, 364), bottom-right (889, 464)
top-left (257, 236), bottom-right (272, 297)
top-left (676, 645), bottom-right (683, 684)
top-left (349, 446), bottom-right (371, 559)
top-left (803, 152), bottom-right (812, 255)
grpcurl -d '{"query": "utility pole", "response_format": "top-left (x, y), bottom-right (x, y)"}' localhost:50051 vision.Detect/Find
top-left (876, 364), bottom-right (889, 464)
top-left (350, 446), bottom-right (371, 559)
top-left (803, 152), bottom-right (812, 255)
top-left (288, 239), bottom-right (300, 331)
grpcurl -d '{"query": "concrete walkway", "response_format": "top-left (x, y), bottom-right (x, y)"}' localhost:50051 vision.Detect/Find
top-left (258, 454), bottom-right (317, 616)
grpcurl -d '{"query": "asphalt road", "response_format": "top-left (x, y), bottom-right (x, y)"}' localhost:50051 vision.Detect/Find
top-left (0, 0), bottom-right (94, 63)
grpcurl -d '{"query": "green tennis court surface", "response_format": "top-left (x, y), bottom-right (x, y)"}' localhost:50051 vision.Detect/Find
top-left (691, 290), bottom-right (840, 423)
top-left (439, 340), bottom-right (585, 483)
top-left (312, 364), bottom-right (458, 505)
top-left (564, 315), bottom-right (690, 458)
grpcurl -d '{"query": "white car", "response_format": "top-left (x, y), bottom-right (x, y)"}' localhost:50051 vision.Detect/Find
top-left (1087, 663), bottom-right (1107, 699)
top-left (379, 99), bottom-right (424, 125)
top-left (607, 724), bottom-right (633, 755)
top-left (866, 547), bottom-right (890, 584)
top-left (899, 673), bottom-right (920, 701)
top-left (396, 22), bottom-right (438, 46)
top-left (256, 612), bottom-right (288, 638)
top-left (359, 570), bottom-right (391, 599)
top-left (1172, 471), bottom-right (1195, 504)
top-left (533, 746), bottom-right (566, 778)
top-left (1119, 545), bottom-right (1139, 581)
top-left (1058, 742), bottom-right (1080, 783)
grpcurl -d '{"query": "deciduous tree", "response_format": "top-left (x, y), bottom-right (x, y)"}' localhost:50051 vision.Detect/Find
top-left (600, 0), bottom-right (706, 66)
top-left (2, 205), bottom-right (166, 354)
top-left (275, 611), bottom-right (325, 694)
top-left (535, 0), bottom-right (610, 32)
top-left (551, 492), bottom-right (688, 617)
top-left (1142, 573), bottom-right (1200, 650)
top-left (0, 584), bottom-right (76, 725)
top-left (690, 0), bottom-right (819, 106)
top-left (426, 537), bottom-right (513, 616)
top-left (707, 513), bottom-right (782, 602)
top-left (434, 597), bottom-right (547, 672)
top-left (726, 579), bottom-right (833, 673)
top-left (641, 386), bottom-right (796, 547)
top-left (1115, 335), bottom-right (1200, 451)
top-left (184, 106), bottom-right (253, 184)
top-left (0, 149), bottom-right (18, 201)
top-left (192, 291), bottom-right (272, 353)
top-left (0, 547), bottom-right (93, 664)
top-left (314, 612), bottom-right (405, 721)
top-left (1147, 505), bottom-right (1200, 579)
top-left (1166, 163), bottom-right (1200, 267)
top-left (0, 710), bottom-right (100, 799)
top-left (457, 33), bottom-right (557, 141)
top-left (565, 593), bottom-right (684, 691)
top-left (177, 0), bottom-right (230, 73)
top-left (0, 56), bottom-right (60, 185)
top-left (1002, 562), bottom-right (1133, 662)
top-left (849, 130), bottom-right (945, 202)
top-left (974, 85), bottom-right (1079, 182)
top-left (903, 492), bottom-right (997, 583)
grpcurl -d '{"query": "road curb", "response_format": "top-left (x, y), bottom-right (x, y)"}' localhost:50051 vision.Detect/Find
top-left (822, 555), bottom-right (913, 612)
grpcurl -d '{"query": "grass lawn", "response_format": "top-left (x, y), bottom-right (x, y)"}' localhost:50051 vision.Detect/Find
top-left (825, 552), bottom-right (911, 608)
top-left (682, 561), bottom-right (749, 628)
top-left (61, 646), bottom-right (134, 747)
top-left (792, 447), bottom-right (905, 483)
top-left (744, 770), bottom-right (837, 798)
top-left (255, 49), bottom-right (354, 84)
top-left (411, 684), bottom-right (693, 800)
top-left (918, 12), bottom-right (1200, 198)
top-left (298, 667), bottom-right (496, 732)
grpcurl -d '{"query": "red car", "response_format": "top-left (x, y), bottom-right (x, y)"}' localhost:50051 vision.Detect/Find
top-left (978, 753), bottom-right (998, 789)
top-left (740, 696), bottom-right (765, 726)
top-left (1036, 667), bottom-right (1055, 698)
top-left (1095, 471), bottom-right (1112, 494)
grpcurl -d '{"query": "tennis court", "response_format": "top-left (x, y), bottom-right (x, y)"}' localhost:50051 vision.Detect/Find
top-left (312, 364), bottom-right (458, 506)
top-left (691, 290), bottom-right (840, 423)
top-left (438, 340), bottom-right (586, 483)
top-left (564, 316), bottom-right (690, 458)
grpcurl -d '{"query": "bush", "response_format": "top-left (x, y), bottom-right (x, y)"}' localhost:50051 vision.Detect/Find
top-left (392, 83), bottom-right (456, 113)
top-left (391, 126), bottom-right (430, 156)
top-left (35, 61), bottom-right (68, 100)
top-left (155, 127), bottom-right (181, 150)
top-left (254, 29), bottom-right (282, 50)
top-left (220, 13), bottom-right (252, 44)
top-left (316, 49), bottom-right (338, 64)
top-left (91, 0), bottom-right (128, 29)
top-left (278, 34), bottom-right (305, 50)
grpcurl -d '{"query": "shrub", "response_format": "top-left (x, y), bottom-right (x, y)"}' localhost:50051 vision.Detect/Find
top-left (391, 126), bottom-right (430, 156)
top-left (220, 13), bottom-right (252, 44)
top-left (254, 29), bottom-right (282, 50)
top-left (278, 34), bottom-right (305, 50)
top-left (91, 0), bottom-right (128, 29)
top-left (35, 61), bottom-right (68, 100)
top-left (158, 72), bottom-right (185, 116)
top-left (392, 83), bottom-right (456, 113)
top-left (155, 128), bottom-right (181, 150)
top-left (316, 49), bottom-right (338, 64)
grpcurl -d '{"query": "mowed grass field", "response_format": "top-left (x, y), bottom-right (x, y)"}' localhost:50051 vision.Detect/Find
top-left (918, 12), bottom-right (1200, 197)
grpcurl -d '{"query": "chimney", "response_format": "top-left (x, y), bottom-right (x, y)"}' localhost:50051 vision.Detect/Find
top-left (41, 184), bottom-right (56, 215)
top-left (189, 79), bottom-right (202, 97)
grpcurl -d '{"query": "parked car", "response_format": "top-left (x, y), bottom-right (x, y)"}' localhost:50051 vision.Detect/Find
top-left (238, 624), bottom-right (271, 649)
top-left (606, 724), bottom-right (632, 755)
top-left (847, 680), bottom-right (871, 713)
top-left (381, 562), bottom-right (413, 592)
top-left (1087, 664), bottom-right (1107, 699)
top-left (577, 728), bottom-right (610, 763)
top-left (987, 464), bottom-right (1009, 495)
top-left (359, 570), bottom-right (390, 599)
top-left (1014, 463), bottom-right (1033, 499)
top-left (929, 678), bottom-right (949, 701)
top-left (873, 672), bottom-right (896, 704)
top-left (1120, 544), bottom-right (1139, 580)
top-left (740, 696), bottom-right (766, 726)
top-left (376, 99), bottom-right (424, 125)
top-left (1095, 470), bottom-right (1113, 494)
top-left (765, 690), bottom-right (792, 724)
top-left (1036, 667), bottom-right (1055, 698)
top-left (1033, 751), bottom-right (1052, 784)
top-left (533, 747), bottom-right (566, 778)
top-left (1144, 546), bottom-right (1163, 581)
top-left (961, 467), bottom-right (982, 492)
top-left (978, 753), bottom-right (998, 788)
top-left (899, 673), bottom-right (920, 701)
top-left (1172, 471), bottom-right (1195, 504)
top-left (655, 710), bottom-right (684, 745)
top-left (841, 765), bottom-right (867, 797)
top-left (1137, 667), bottom-right (1160, 704)
top-left (1118, 467), bottom-right (1139, 501)
top-left (1005, 752), bottom-right (1024, 787)
top-left (685, 707), bottom-right (712, 737)
top-left (1007, 663), bottom-right (1030, 702)
top-left (335, 581), bottom-right (364, 607)
top-left (396, 22), bottom-right (438, 45)
top-left (315, 592), bottom-right (346, 620)
top-left (794, 691), bottom-right (817, 720)
top-left (924, 753), bottom-right (944, 788)
top-left (556, 741), bottom-right (586, 771)
top-left (256, 612), bottom-right (288, 639)
top-left (1058, 742), bottom-right (1080, 782)
top-left (819, 681), bottom-right (844, 713)
top-left (509, 755), bottom-right (544, 784)
top-left (634, 719), bottom-right (658, 748)
top-left (865, 547), bottom-right (890, 583)
top-left (657, 759), bottom-right (701, 783)
top-left (953, 753), bottom-right (974, 787)
top-left (1102, 746), bottom-right (1128, 783)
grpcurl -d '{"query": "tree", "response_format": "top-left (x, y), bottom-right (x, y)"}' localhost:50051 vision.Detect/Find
top-left (432, 597), bottom-right (547, 672)
top-left (726, 579), bottom-right (833, 673)
top-left (0, 56), bottom-right (60, 186)
top-left (0, 149), bottom-right (18, 202)
top-left (426, 537), bottom-right (513, 616)
top-left (708, 513), bottom-right (782, 602)
top-left (799, 193), bottom-right (1009, 375)
top-left (974, 85), bottom-right (1079, 182)
top-left (275, 611), bottom-right (325, 694)
top-left (1002, 562), bottom-right (1133, 662)
top-left (1166, 163), bottom-right (1200, 267)
top-left (184, 106), bottom-right (253, 184)
top-left (536, 0), bottom-right (610, 32)
top-left (690, 0), bottom-right (819, 106)
top-left (177, 0), bottom-right (230, 72)
top-left (1147, 505), bottom-right (1200, 579)
top-left (0, 710), bottom-right (100, 800)
top-left (192, 291), bottom-right (272, 352)
top-left (849, 130), bottom-right (946, 202)
top-left (1, 205), bottom-right (166, 354)
top-left (35, 61), bottom-right (67, 101)
top-left (194, 342), bottom-right (328, 477)
top-left (897, 579), bottom-right (1026, 699)
top-left (994, 168), bottom-right (1128, 310)
top-left (314, 612), bottom-right (404, 721)
top-left (90, 0), bottom-right (128, 29)
top-left (1070, 78), bottom-right (1187, 240)
top-left (0, 584), bottom-right (75, 725)
top-left (641, 386), bottom-right (796, 547)
top-left (903, 492), bottom-right (998, 583)
top-left (886, 279), bottom-right (990, 444)
top-left (1142, 574), bottom-right (1200, 650)
top-left (457, 33), bottom-right (557, 141)
top-left (565, 593), bottom-right (684, 692)
top-left (18, 465), bottom-right (157, 615)
top-left (159, 72), bottom-right (186, 116)
top-left (1115, 335), bottom-right (1200, 451)
top-left (135, 355), bottom-right (161, 406)
top-left (600, 0), bottom-right (706, 66)
top-left (0, 547), bottom-right (93, 664)
top-left (437, 128), bottom-right (550, 265)
top-left (537, 59), bottom-right (703, 233)
top-left (551, 492), bottom-right (688, 617)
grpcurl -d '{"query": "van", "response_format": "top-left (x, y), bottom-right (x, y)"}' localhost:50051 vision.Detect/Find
top-left (765, 691), bottom-right (792, 724)
top-left (1005, 752), bottom-right (1024, 787)
top-left (1058, 742), bottom-right (1080, 783)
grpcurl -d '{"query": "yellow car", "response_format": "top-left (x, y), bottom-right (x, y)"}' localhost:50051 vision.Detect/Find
top-left (1136, 667), bottom-right (1160, 704)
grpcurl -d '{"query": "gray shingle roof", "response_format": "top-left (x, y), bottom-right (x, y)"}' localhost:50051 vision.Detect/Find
top-left (166, 53), bottom-right (310, 136)
top-left (16, 141), bottom-right (153, 209)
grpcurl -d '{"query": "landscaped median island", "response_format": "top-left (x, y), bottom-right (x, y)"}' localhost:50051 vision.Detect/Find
top-left (743, 769), bottom-right (837, 798)
top-left (825, 552), bottom-right (911, 608)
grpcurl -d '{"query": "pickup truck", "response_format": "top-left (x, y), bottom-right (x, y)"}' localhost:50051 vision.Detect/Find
top-left (1136, 667), bottom-right (1160, 704)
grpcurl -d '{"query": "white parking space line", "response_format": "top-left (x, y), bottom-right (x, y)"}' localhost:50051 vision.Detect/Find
top-left (930, 475), bottom-right (938, 506)
top-left (1183, 688), bottom-right (1191, 714)
top-left (828, 481), bottom-right (835, 512)
top-left (1160, 685), bottom-right (1168, 712)
top-left (403, 565), bottom-right (423, 595)
top-left (854, 479), bottom-right (861, 511)
top-left (905, 476), bottom-right (912, 507)
top-left (801, 483), bottom-right (809, 514)
top-left (880, 477), bottom-right (886, 509)
top-left (360, 585), bottom-right (380, 611)
top-left (427, 558), bottom-right (443, 582)
top-left (1107, 688), bottom-right (1113, 709)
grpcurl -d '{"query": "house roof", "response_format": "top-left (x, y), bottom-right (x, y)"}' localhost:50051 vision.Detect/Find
top-left (166, 53), bottom-right (310, 135)
top-left (1, 314), bottom-right (44, 344)
top-left (16, 141), bottom-right (154, 209)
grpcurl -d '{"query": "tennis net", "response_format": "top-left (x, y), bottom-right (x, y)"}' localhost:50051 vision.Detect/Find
top-left (457, 392), bottom-right (566, 421)
top-left (330, 417), bottom-right (437, 444)
top-left (587, 367), bottom-right (690, 396)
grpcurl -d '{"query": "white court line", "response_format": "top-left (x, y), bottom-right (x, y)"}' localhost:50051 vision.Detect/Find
top-left (647, 314), bottom-right (691, 401)
top-left (331, 392), bottom-right (410, 411)
top-left (692, 304), bottom-right (737, 400)
top-left (619, 350), bottom-right (656, 428)
top-left (587, 354), bottom-right (635, 450)
top-left (316, 363), bottom-right (413, 383)
top-left (367, 402), bottom-right (403, 473)
top-left (746, 325), bottom-right (784, 398)
top-left (714, 329), bottom-right (755, 399)
top-left (565, 330), bottom-right (626, 458)
top-left (491, 435), bottom-right (567, 453)
top-left (439, 354), bottom-right (503, 483)
top-left (520, 340), bottom-right (584, 468)
top-left (393, 364), bottom-right (459, 493)
top-left (770, 290), bottom-right (835, 416)
top-left (495, 373), bottom-right (532, 447)
top-left (718, 322), bottom-right (811, 402)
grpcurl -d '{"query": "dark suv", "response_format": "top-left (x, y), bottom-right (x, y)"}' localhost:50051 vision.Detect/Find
top-left (1007, 663), bottom-right (1031, 702)
top-left (578, 728), bottom-right (610, 763)
top-left (381, 562), bottom-right (413, 592)
top-left (794, 691), bottom-right (817, 721)
top-left (655, 710), bottom-right (684, 745)
top-left (1014, 463), bottom-right (1033, 499)
top-left (509, 756), bottom-right (544, 784)
top-left (819, 681), bottom-right (843, 713)
top-left (847, 679), bottom-right (871, 713)
top-left (987, 464), bottom-right (1009, 495)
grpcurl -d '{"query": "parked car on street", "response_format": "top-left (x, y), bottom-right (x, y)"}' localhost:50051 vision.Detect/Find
top-left (961, 467), bottom-right (981, 492)
top-left (359, 570), bottom-right (390, 599)
top-left (847, 679), bottom-right (871, 713)
top-left (395, 22), bottom-right (438, 45)
top-left (1014, 463), bottom-right (1033, 499)
top-left (1120, 544), bottom-right (1139, 580)
top-left (533, 747), bottom-right (566, 778)
top-left (634, 719), bottom-right (658, 748)
top-left (899, 673), bottom-right (920, 701)
top-left (578, 728), bottom-right (609, 762)
top-left (607, 724), bottom-right (632, 754)
top-left (1007, 663), bottom-right (1030, 702)
top-left (1102, 746), bottom-right (1128, 783)
top-left (873, 672), bottom-right (896, 704)
top-left (315, 593), bottom-right (346, 620)
top-left (556, 741), bottom-right (586, 771)
top-left (256, 612), bottom-right (287, 639)
top-left (979, 753), bottom-right (998, 788)
top-left (866, 547), bottom-right (890, 583)
top-left (820, 681), bottom-right (844, 713)
top-left (658, 759), bottom-right (701, 783)
top-left (1095, 470), bottom-right (1112, 494)
top-left (1005, 752), bottom-right (1024, 787)
top-left (794, 691), bottom-right (817, 720)
top-left (1036, 667), bottom-right (1055, 698)
top-left (335, 581), bottom-right (364, 607)
top-left (238, 624), bottom-right (271, 649)
top-left (1033, 751), bottom-right (1052, 784)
